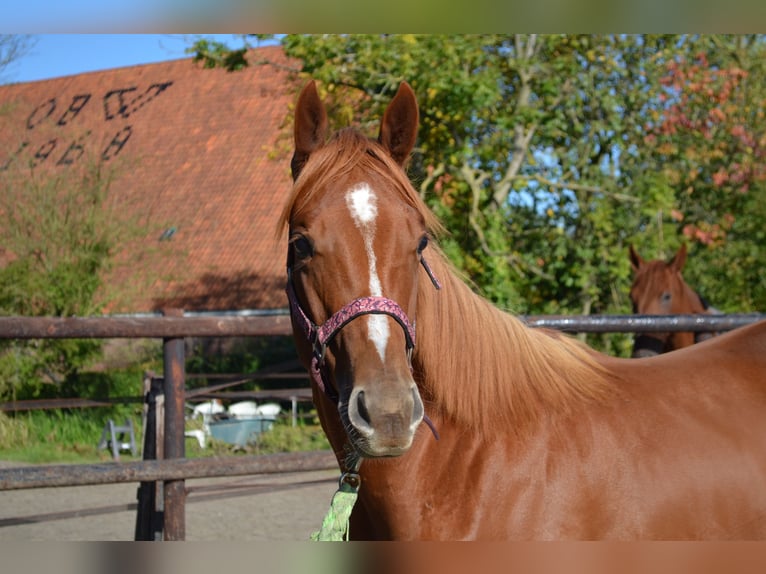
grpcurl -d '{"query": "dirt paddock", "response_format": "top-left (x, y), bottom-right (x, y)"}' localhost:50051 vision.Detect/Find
top-left (0, 461), bottom-right (338, 541)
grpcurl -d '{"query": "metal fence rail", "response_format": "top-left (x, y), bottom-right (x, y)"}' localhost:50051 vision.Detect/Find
top-left (2, 312), bottom-right (764, 340)
top-left (0, 314), bottom-right (292, 339)
top-left (0, 451), bottom-right (337, 491)
top-left (522, 313), bottom-right (766, 332)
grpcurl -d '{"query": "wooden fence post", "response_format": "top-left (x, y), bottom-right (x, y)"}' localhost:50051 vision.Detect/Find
top-left (135, 372), bottom-right (164, 540)
top-left (162, 308), bottom-right (186, 541)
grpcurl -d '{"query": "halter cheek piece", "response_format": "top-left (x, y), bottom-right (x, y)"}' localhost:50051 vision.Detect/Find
top-left (285, 256), bottom-right (442, 438)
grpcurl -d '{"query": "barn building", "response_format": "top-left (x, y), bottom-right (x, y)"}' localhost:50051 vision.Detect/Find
top-left (0, 46), bottom-right (298, 314)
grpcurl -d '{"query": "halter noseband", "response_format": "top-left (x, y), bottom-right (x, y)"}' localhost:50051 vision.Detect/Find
top-left (286, 257), bottom-right (441, 401)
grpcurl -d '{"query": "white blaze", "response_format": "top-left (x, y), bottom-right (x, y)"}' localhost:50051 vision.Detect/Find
top-left (345, 183), bottom-right (389, 362)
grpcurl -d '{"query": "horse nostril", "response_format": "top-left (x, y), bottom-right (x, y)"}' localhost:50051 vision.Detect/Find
top-left (347, 389), bottom-right (374, 438)
top-left (356, 390), bottom-right (371, 426)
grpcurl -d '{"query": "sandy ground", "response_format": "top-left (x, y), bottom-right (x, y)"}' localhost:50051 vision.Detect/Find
top-left (0, 461), bottom-right (338, 541)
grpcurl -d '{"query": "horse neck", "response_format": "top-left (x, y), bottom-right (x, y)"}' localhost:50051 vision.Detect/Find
top-left (414, 251), bottom-right (611, 438)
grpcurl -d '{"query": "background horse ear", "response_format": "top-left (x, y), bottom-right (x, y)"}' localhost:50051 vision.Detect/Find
top-left (628, 244), bottom-right (644, 272)
top-left (378, 82), bottom-right (419, 166)
top-left (292, 80), bottom-right (328, 181)
top-left (669, 243), bottom-right (688, 272)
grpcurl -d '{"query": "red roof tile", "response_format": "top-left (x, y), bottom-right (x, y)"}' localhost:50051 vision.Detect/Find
top-left (0, 46), bottom-right (298, 313)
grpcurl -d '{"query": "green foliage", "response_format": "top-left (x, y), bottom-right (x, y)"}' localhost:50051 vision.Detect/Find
top-left (0, 407), bottom-right (141, 464)
top-left (252, 418), bottom-right (330, 454)
top-left (186, 337), bottom-right (297, 381)
top-left (1, 366), bottom-right (142, 463)
top-left (0, 408), bottom-right (330, 464)
top-left (271, 36), bottom-right (672, 326)
top-left (190, 38), bottom-right (249, 71)
top-left (0, 360), bottom-right (329, 464)
top-left (192, 35), bottom-right (766, 356)
top-left (187, 35), bottom-right (274, 72)
top-left (638, 36), bottom-right (766, 311)
top-left (198, 416), bottom-right (331, 456)
top-left (0, 159), bottom-right (148, 399)
top-left (0, 162), bottom-right (115, 316)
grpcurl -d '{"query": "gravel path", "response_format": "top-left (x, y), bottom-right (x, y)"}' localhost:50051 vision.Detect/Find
top-left (0, 461), bottom-right (338, 541)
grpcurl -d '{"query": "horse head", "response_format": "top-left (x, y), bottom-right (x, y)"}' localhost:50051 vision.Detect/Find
top-left (283, 81), bottom-right (437, 459)
top-left (628, 243), bottom-right (707, 356)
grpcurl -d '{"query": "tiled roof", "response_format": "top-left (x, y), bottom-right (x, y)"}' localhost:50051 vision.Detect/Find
top-left (0, 46), bottom-right (298, 312)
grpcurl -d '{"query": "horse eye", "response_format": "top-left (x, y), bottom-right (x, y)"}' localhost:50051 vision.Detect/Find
top-left (291, 235), bottom-right (314, 259)
top-left (660, 291), bottom-right (672, 304)
top-left (417, 235), bottom-right (429, 254)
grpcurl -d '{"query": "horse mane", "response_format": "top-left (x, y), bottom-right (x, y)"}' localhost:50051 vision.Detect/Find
top-left (414, 249), bottom-right (614, 438)
top-left (279, 127), bottom-right (614, 439)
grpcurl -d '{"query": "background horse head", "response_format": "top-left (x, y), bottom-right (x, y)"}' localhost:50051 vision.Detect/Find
top-left (628, 243), bottom-right (714, 356)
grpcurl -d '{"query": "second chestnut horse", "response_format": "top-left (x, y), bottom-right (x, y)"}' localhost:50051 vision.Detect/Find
top-left (629, 244), bottom-right (719, 357)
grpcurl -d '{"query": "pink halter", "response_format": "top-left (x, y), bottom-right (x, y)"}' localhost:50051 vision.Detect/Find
top-left (285, 257), bottom-right (441, 439)
top-left (286, 256), bottom-right (440, 396)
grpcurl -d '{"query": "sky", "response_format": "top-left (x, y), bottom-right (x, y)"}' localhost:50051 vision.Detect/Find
top-left (4, 34), bottom-right (246, 84)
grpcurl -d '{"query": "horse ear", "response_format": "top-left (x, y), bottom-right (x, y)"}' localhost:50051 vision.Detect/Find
top-left (628, 245), bottom-right (644, 272)
top-left (292, 80), bottom-right (328, 181)
top-left (378, 82), bottom-right (419, 166)
top-left (670, 243), bottom-right (688, 272)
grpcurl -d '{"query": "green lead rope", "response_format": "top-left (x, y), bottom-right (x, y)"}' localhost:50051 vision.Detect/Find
top-left (311, 472), bottom-right (360, 541)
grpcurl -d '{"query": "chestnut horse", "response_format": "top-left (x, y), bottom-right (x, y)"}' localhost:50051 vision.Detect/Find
top-left (629, 244), bottom-right (719, 357)
top-left (282, 80), bottom-right (766, 539)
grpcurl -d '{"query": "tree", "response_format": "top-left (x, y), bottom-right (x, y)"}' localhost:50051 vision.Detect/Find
top-left (0, 158), bottom-right (140, 400)
top-left (640, 35), bottom-right (766, 311)
top-left (0, 35), bottom-right (35, 83)
top-left (191, 35), bottom-right (766, 355)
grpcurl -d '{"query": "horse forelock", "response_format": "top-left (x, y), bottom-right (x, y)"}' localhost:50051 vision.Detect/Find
top-left (631, 260), bottom-right (704, 314)
top-left (415, 249), bottom-right (615, 439)
top-left (277, 129), bottom-right (442, 237)
top-left (630, 260), bottom-right (664, 308)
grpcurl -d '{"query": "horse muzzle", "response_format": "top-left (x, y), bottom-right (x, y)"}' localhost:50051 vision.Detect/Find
top-left (343, 380), bottom-right (424, 457)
